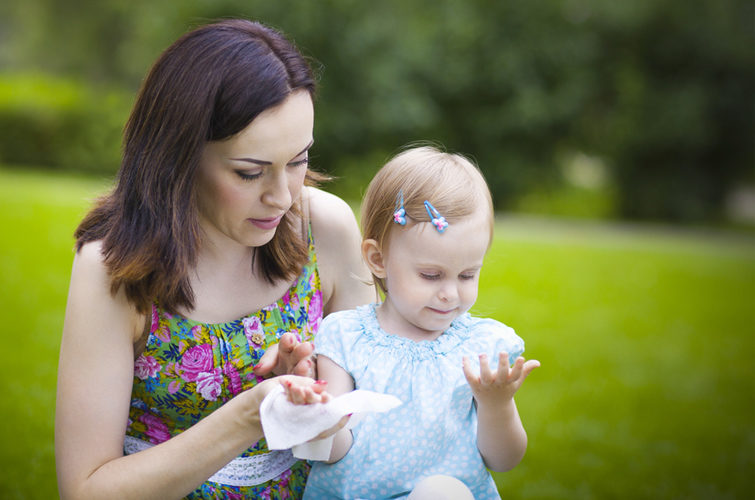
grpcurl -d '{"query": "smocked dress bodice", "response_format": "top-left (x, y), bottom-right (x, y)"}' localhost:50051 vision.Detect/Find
top-left (125, 234), bottom-right (322, 499)
top-left (305, 303), bottom-right (525, 499)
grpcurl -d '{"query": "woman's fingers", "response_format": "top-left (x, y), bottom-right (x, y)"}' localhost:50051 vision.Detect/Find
top-left (253, 343), bottom-right (278, 376)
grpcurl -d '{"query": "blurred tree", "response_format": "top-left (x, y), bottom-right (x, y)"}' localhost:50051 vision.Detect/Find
top-left (0, 0), bottom-right (751, 222)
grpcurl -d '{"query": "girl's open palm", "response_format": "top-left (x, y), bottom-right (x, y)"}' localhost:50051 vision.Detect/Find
top-left (463, 352), bottom-right (539, 404)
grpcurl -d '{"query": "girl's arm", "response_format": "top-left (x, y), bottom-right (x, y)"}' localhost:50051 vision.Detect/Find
top-left (462, 352), bottom-right (539, 472)
top-left (315, 355), bottom-right (356, 462)
top-left (284, 355), bottom-right (355, 463)
top-left (55, 242), bottom-right (282, 500)
top-left (308, 187), bottom-right (376, 315)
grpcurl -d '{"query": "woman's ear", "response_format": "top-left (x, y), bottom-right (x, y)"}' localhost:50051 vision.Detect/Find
top-left (361, 239), bottom-right (386, 278)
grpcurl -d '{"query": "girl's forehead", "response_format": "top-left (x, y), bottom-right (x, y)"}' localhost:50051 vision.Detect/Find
top-left (385, 214), bottom-right (490, 262)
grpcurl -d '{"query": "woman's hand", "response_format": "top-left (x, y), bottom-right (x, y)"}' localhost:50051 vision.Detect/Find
top-left (253, 332), bottom-right (315, 378)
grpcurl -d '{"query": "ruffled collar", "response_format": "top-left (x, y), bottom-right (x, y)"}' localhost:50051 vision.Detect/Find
top-left (356, 303), bottom-right (471, 359)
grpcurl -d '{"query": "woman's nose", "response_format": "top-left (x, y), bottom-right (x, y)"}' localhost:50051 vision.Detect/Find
top-left (261, 170), bottom-right (291, 209)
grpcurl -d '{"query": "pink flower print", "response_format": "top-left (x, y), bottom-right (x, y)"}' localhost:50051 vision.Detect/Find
top-left (243, 316), bottom-right (265, 347)
top-left (289, 293), bottom-right (300, 311)
top-left (191, 325), bottom-right (204, 342)
top-left (180, 344), bottom-right (214, 382)
top-left (278, 468), bottom-right (292, 488)
top-left (139, 413), bottom-right (170, 444)
top-left (196, 368), bottom-right (224, 401)
top-left (168, 380), bottom-right (182, 394)
top-left (308, 290), bottom-right (323, 328)
top-left (155, 323), bottom-right (171, 343)
top-left (134, 355), bottom-right (161, 380)
top-left (225, 492), bottom-right (244, 500)
top-left (223, 363), bottom-right (242, 396)
top-left (150, 305), bottom-right (159, 332)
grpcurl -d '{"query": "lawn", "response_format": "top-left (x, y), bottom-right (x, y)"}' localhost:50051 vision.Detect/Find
top-left (0, 167), bottom-right (753, 499)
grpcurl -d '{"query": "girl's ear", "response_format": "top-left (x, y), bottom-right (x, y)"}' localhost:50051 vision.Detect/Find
top-left (361, 239), bottom-right (386, 278)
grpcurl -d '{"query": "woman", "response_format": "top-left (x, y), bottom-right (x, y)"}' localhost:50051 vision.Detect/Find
top-left (55, 19), bottom-right (374, 499)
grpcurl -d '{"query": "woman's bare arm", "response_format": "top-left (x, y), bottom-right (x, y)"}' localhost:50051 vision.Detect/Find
top-left (55, 242), bottom-right (277, 500)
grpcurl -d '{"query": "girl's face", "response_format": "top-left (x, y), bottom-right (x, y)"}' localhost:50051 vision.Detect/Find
top-left (195, 90), bottom-right (314, 252)
top-left (375, 211), bottom-right (491, 341)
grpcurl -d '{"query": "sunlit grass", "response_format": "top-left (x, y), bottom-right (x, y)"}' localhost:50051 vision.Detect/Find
top-left (1, 167), bottom-right (753, 499)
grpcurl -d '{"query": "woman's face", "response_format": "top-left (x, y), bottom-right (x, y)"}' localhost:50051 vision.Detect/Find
top-left (195, 90), bottom-right (314, 251)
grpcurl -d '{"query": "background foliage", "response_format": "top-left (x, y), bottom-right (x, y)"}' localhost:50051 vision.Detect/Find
top-left (0, 167), bottom-right (753, 499)
top-left (0, 0), bottom-right (752, 222)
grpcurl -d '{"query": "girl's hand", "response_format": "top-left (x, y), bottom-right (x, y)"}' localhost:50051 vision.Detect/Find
top-left (278, 377), bottom-right (351, 441)
top-left (253, 332), bottom-right (315, 378)
top-left (462, 352), bottom-right (539, 405)
top-left (280, 377), bottom-right (331, 405)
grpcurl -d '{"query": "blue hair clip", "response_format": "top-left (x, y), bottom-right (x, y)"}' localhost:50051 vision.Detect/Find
top-left (424, 200), bottom-right (448, 233)
top-left (393, 191), bottom-right (407, 226)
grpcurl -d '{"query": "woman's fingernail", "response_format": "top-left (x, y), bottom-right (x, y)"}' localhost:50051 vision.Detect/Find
top-left (314, 380), bottom-right (328, 385)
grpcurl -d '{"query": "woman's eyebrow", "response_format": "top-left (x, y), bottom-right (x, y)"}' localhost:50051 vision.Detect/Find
top-left (231, 140), bottom-right (314, 165)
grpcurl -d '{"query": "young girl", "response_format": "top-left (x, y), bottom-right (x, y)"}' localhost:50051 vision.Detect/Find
top-left (284, 145), bottom-right (540, 499)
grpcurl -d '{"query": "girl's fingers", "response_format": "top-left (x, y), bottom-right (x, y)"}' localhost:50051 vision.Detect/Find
top-left (509, 356), bottom-right (525, 382)
top-left (462, 356), bottom-right (478, 385)
top-left (496, 352), bottom-right (510, 380)
top-left (479, 354), bottom-right (495, 385)
top-left (521, 359), bottom-right (540, 379)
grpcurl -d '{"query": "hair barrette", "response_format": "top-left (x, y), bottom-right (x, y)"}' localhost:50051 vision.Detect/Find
top-left (424, 200), bottom-right (448, 233)
top-left (393, 191), bottom-right (407, 226)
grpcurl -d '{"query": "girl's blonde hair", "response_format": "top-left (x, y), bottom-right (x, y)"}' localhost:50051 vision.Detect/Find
top-left (361, 144), bottom-right (494, 293)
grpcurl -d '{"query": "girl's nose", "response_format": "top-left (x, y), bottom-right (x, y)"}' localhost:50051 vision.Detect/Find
top-left (438, 282), bottom-right (459, 303)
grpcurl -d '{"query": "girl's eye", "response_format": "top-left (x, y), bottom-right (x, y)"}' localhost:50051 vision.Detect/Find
top-left (420, 273), bottom-right (441, 280)
top-left (459, 274), bottom-right (476, 281)
top-left (236, 170), bottom-right (262, 181)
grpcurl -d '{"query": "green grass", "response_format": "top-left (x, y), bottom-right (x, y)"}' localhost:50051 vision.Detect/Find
top-left (1, 167), bottom-right (753, 499)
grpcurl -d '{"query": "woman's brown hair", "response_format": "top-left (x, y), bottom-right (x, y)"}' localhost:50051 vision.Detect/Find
top-left (75, 19), bottom-right (326, 315)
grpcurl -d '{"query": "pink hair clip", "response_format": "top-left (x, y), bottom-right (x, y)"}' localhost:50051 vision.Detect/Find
top-left (424, 200), bottom-right (448, 233)
top-left (393, 191), bottom-right (407, 226)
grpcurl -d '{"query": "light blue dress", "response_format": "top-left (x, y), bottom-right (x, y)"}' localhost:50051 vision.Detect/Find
top-left (304, 303), bottom-right (525, 500)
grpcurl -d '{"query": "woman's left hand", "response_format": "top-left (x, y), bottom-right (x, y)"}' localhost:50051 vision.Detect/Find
top-left (253, 332), bottom-right (316, 378)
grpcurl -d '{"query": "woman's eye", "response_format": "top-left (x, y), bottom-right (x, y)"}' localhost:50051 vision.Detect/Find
top-left (236, 170), bottom-right (262, 181)
top-left (289, 157), bottom-right (309, 167)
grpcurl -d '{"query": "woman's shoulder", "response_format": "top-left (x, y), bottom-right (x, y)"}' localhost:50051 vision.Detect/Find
top-left (70, 239), bottom-right (145, 343)
top-left (74, 240), bottom-right (108, 278)
top-left (307, 187), bottom-right (358, 234)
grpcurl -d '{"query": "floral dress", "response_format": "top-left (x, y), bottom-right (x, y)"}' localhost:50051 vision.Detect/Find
top-left (125, 232), bottom-right (322, 499)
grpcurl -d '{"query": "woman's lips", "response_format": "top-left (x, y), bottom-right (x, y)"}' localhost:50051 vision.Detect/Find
top-left (249, 215), bottom-right (283, 230)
